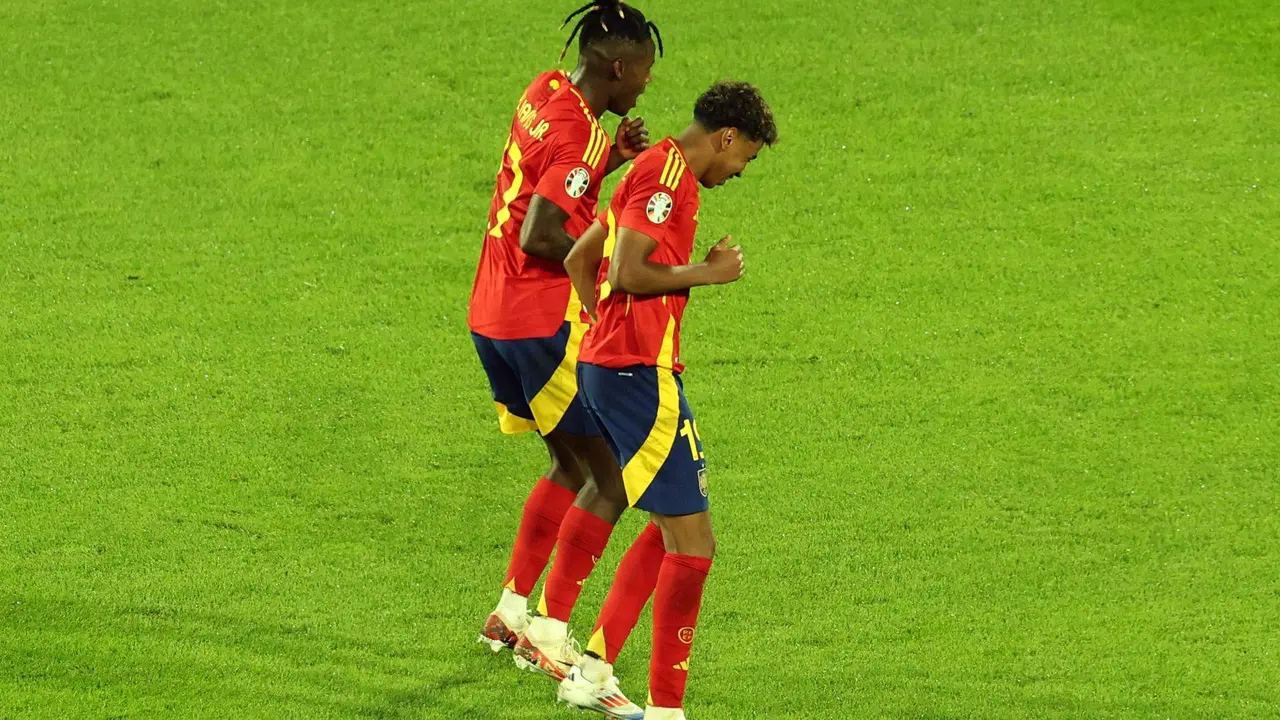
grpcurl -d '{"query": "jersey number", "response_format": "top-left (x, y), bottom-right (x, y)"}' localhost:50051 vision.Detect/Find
top-left (679, 419), bottom-right (704, 461)
top-left (488, 135), bottom-right (524, 238)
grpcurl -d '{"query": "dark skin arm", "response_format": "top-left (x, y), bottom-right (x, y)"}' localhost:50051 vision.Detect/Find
top-left (564, 220), bottom-right (608, 320)
top-left (520, 195), bottom-right (575, 262)
top-left (524, 118), bottom-right (650, 261)
top-left (605, 117), bottom-right (650, 175)
top-left (609, 228), bottom-right (745, 296)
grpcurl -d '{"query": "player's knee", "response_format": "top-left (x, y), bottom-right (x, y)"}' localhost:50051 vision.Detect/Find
top-left (545, 460), bottom-right (585, 492)
top-left (576, 477), bottom-right (600, 503)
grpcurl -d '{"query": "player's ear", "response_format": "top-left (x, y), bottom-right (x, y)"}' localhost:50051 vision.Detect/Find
top-left (721, 128), bottom-right (736, 150)
top-left (611, 58), bottom-right (625, 81)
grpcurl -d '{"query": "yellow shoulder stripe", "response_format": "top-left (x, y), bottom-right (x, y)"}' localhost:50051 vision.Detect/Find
top-left (659, 148), bottom-right (686, 190)
top-left (581, 124), bottom-right (608, 168)
top-left (582, 124), bottom-right (601, 164)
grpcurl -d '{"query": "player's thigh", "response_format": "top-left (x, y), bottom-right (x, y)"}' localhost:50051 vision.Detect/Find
top-left (492, 321), bottom-right (598, 437)
top-left (539, 429), bottom-right (587, 488)
top-left (471, 332), bottom-right (537, 434)
top-left (579, 364), bottom-right (707, 516)
top-left (555, 430), bottom-right (625, 502)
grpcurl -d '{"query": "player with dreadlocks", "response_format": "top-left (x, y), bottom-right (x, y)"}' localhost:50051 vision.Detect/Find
top-left (557, 81), bottom-right (778, 720)
top-left (470, 1), bottom-right (663, 699)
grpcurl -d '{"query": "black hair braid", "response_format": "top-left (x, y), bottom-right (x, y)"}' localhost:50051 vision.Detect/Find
top-left (559, 1), bottom-right (663, 62)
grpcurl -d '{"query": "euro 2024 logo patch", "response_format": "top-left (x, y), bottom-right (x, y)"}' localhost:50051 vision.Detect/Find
top-left (565, 167), bottom-right (590, 199)
top-left (646, 191), bottom-right (673, 224)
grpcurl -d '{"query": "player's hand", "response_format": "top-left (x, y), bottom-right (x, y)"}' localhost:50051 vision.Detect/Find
top-left (704, 235), bottom-right (744, 285)
top-left (614, 117), bottom-right (650, 160)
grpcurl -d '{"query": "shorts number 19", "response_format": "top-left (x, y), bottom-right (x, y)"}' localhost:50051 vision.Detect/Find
top-left (679, 419), bottom-right (704, 462)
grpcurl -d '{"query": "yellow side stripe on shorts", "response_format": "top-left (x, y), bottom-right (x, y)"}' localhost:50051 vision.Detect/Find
top-left (528, 321), bottom-right (589, 434)
top-left (495, 401), bottom-right (538, 435)
top-left (621, 318), bottom-right (680, 504)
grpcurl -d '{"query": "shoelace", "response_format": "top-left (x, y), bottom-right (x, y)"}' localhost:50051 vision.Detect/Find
top-left (562, 632), bottom-right (584, 663)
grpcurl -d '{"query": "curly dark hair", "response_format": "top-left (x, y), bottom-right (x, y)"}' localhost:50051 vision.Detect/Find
top-left (693, 81), bottom-right (778, 145)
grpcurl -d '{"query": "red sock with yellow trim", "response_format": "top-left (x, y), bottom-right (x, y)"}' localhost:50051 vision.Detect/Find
top-left (649, 552), bottom-right (712, 709)
top-left (540, 506), bottom-right (614, 621)
top-left (586, 521), bottom-right (665, 663)
top-left (503, 477), bottom-right (576, 597)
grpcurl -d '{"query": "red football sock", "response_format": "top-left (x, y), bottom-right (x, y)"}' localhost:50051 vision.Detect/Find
top-left (540, 506), bottom-right (615, 621)
top-left (587, 521), bottom-right (666, 664)
top-left (502, 477), bottom-right (576, 597)
top-left (649, 553), bottom-right (712, 709)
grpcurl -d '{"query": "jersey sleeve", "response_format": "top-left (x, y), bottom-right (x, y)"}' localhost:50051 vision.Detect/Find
top-left (534, 116), bottom-right (612, 217)
top-left (616, 157), bottom-right (683, 246)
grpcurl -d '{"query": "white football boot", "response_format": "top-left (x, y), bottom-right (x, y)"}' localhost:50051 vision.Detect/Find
top-left (643, 707), bottom-right (687, 720)
top-left (557, 654), bottom-right (644, 719)
top-left (512, 615), bottom-right (581, 681)
top-left (477, 589), bottom-right (530, 652)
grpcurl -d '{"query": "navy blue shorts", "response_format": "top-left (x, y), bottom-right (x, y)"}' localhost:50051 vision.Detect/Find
top-left (578, 362), bottom-right (708, 517)
top-left (471, 322), bottom-right (599, 437)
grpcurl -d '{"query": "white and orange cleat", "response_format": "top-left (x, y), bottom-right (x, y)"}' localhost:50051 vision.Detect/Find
top-left (477, 589), bottom-right (530, 653)
top-left (512, 615), bottom-right (581, 681)
top-left (557, 654), bottom-right (644, 720)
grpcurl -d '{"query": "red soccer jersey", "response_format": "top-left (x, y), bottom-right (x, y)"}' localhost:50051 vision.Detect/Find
top-left (580, 138), bottom-right (701, 373)
top-left (468, 73), bottom-right (614, 340)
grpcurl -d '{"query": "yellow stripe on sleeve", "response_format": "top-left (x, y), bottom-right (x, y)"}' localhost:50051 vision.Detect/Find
top-left (593, 126), bottom-right (609, 167)
top-left (668, 156), bottom-right (686, 191)
top-left (658, 149), bottom-right (676, 188)
top-left (582, 124), bottom-right (601, 164)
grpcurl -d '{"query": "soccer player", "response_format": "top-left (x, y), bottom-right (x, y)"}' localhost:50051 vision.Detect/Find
top-left (470, 0), bottom-right (663, 674)
top-left (557, 82), bottom-right (778, 720)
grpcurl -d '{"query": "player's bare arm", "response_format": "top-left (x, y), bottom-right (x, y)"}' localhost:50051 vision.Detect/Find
top-left (606, 116), bottom-right (650, 175)
top-left (520, 195), bottom-right (577, 262)
top-left (564, 220), bottom-right (608, 320)
top-left (609, 229), bottom-right (743, 295)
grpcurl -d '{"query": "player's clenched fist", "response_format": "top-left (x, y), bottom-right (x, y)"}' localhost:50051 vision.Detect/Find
top-left (705, 235), bottom-right (745, 284)
top-left (615, 116), bottom-right (651, 160)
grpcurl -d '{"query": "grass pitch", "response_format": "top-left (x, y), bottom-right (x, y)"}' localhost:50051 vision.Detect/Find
top-left (2, 0), bottom-right (1277, 718)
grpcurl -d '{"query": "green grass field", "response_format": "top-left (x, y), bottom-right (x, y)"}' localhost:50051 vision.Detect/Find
top-left (3, 0), bottom-right (1278, 718)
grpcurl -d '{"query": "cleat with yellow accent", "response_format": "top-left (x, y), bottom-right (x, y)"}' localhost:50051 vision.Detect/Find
top-left (512, 616), bottom-right (581, 681)
top-left (557, 655), bottom-right (644, 720)
top-left (477, 590), bottom-right (530, 653)
top-left (642, 707), bottom-right (687, 720)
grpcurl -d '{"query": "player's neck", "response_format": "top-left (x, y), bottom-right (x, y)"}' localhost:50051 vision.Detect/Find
top-left (675, 125), bottom-right (713, 180)
top-left (568, 67), bottom-right (608, 118)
